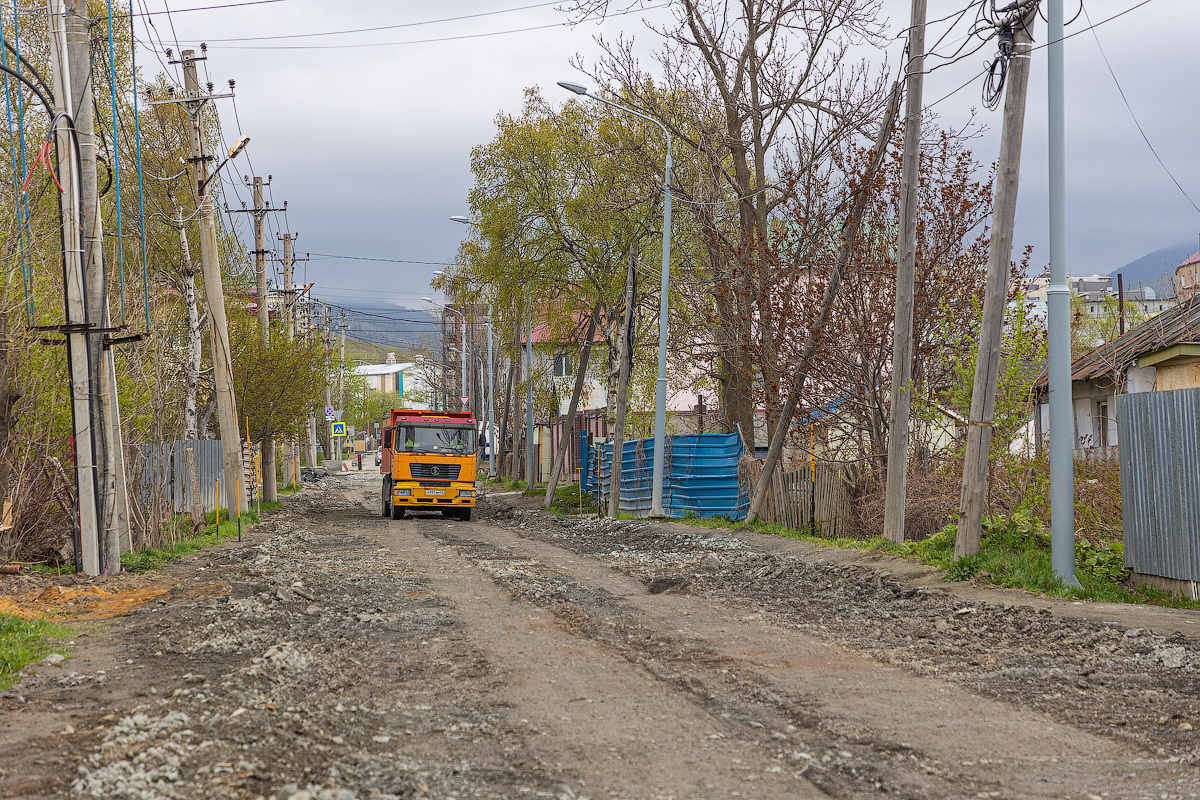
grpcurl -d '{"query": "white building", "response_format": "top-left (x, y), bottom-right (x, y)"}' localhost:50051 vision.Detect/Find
top-left (352, 353), bottom-right (436, 410)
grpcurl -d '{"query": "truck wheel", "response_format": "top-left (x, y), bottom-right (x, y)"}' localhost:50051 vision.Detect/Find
top-left (457, 507), bottom-right (473, 522)
top-left (391, 503), bottom-right (405, 520)
top-left (381, 479), bottom-right (391, 517)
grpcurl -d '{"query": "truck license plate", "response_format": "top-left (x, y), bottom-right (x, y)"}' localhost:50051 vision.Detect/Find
top-left (425, 489), bottom-right (444, 496)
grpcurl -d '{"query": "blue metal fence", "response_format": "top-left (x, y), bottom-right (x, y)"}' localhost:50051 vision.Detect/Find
top-left (591, 432), bottom-right (746, 519)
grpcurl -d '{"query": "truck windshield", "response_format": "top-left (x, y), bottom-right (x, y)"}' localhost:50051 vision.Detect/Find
top-left (397, 425), bottom-right (476, 455)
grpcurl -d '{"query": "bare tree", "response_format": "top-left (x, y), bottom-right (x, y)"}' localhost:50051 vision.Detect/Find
top-left (572, 0), bottom-right (890, 444)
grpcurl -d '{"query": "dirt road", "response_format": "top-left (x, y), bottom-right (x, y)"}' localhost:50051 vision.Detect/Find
top-left (2, 472), bottom-right (1199, 799)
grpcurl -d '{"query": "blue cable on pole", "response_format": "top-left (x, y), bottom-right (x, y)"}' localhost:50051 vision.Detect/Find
top-left (9, 0), bottom-right (33, 324)
top-left (0, 8), bottom-right (32, 325)
top-left (128, 4), bottom-right (150, 332)
top-left (106, 0), bottom-right (126, 322)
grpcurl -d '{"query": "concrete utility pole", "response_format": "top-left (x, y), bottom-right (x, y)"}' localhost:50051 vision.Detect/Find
top-left (180, 49), bottom-right (245, 516)
top-left (338, 311), bottom-right (346, 462)
top-left (281, 232), bottom-right (294, 341)
top-left (1046, 0), bottom-right (1079, 585)
top-left (48, 0), bottom-right (102, 574)
top-left (228, 176), bottom-right (283, 501)
top-left (956, 6), bottom-right (1039, 559)
top-left (64, 0), bottom-right (132, 569)
top-left (323, 303), bottom-right (334, 463)
top-left (883, 0), bottom-right (928, 544)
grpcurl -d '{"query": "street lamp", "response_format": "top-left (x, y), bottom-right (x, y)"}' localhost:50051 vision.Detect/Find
top-left (559, 80), bottom-right (674, 518)
top-left (449, 216), bottom-right (500, 480)
top-left (423, 297), bottom-right (467, 412)
top-left (198, 135), bottom-right (249, 194)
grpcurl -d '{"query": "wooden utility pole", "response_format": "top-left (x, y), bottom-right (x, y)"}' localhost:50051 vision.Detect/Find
top-left (180, 49), bottom-right (245, 515)
top-left (745, 81), bottom-right (902, 525)
top-left (48, 0), bottom-right (102, 574)
top-left (609, 245), bottom-right (637, 517)
top-left (956, 7), bottom-right (1038, 558)
top-left (883, 0), bottom-right (928, 544)
top-left (543, 304), bottom-right (600, 507)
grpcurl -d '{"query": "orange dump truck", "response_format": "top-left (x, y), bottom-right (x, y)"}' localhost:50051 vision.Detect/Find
top-left (380, 409), bottom-right (477, 521)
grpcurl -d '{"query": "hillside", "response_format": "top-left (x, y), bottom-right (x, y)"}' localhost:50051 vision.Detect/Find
top-left (1111, 240), bottom-right (1195, 296)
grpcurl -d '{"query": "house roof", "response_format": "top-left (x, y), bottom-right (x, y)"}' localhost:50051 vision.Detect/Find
top-left (1178, 251), bottom-right (1200, 271)
top-left (354, 362), bottom-right (415, 377)
top-left (1035, 297), bottom-right (1200, 389)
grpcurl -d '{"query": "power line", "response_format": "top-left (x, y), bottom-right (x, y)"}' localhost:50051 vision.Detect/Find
top-left (121, 0), bottom-right (289, 18)
top-left (197, 1), bottom-right (562, 43)
top-left (1079, 1), bottom-right (1199, 215)
top-left (309, 252), bottom-right (454, 266)
top-left (212, 4), bottom-right (669, 50)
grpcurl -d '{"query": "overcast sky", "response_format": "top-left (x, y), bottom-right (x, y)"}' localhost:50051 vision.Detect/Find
top-left (137, 0), bottom-right (1200, 311)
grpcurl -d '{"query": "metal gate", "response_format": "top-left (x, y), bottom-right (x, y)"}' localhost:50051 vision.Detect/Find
top-left (1116, 388), bottom-right (1200, 582)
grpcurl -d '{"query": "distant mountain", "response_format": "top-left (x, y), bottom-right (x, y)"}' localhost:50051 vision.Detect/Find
top-left (314, 297), bottom-right (441, 353)
top-left (1111, 241), bottom-right (1195, 297)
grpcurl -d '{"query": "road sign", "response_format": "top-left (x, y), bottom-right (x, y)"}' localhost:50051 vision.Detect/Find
top-left (331, 422), bottom-right (346, 437)
top-left (334, 409), bottom-right (344, 422)
top-left (325, 406), bottom-right (334, 417)
top-left (325, 414), bottom-right (336, 422)
top-left (460, 396), bottom-right (469, 410)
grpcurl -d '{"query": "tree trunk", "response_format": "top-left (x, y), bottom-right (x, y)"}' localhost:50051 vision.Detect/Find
top-left (180, 222), bottom-right (202, 442)
top-left (745, 81), bottom-right (902, 524)
top-left (544, 304), bottom-right (600, 507)
top-left (609, 245), bottom-right (638, 517)
top-left (498, 356), bottom-right (515, 477)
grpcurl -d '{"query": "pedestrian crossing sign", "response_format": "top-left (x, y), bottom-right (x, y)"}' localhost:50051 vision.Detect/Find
top-left (331, 422), bottom-right (346, 437)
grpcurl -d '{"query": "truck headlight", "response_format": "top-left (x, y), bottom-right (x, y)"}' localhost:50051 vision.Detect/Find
top-left (459, 490), bottom-right (474, 497)
top-left (394, 488), bottom-right (411, 497)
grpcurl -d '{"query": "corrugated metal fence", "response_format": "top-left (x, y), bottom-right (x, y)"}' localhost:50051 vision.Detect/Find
top-left (1117, 388), bottom-right (1200, 582)
top-left (593, 433), bottom-right (747, 519)
top-left (130, 440), bottom-right (235, 514)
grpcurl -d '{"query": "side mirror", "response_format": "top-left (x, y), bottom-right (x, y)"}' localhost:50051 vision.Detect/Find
top-left (382, 428), bottom-right (392, 448)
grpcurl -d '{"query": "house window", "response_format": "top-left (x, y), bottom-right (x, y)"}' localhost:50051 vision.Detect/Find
top-left (1096, 401), bottom-right (1109, 448)
top-left (554, 354), bottom-right (574, 378)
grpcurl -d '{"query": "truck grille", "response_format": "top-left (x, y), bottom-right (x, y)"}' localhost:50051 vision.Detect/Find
top-left (410, 463), bottom-right (461, 480)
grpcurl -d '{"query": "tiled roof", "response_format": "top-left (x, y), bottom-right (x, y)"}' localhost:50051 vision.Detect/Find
top-left (1034, 297), bottom-right (1200, 389)
top-left (1178, 251), bottom-right (1200, 270)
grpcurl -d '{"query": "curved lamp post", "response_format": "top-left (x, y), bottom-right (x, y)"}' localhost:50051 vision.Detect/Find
top-left (558, 81), bottom-right (673, 518)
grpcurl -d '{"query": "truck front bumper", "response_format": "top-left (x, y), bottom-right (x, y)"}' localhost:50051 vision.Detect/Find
top-left (392, 482), bottom-right (476, 508)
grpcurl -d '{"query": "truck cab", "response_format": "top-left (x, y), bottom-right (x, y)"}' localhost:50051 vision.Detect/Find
top-left (380, 410), bottom-right (477, 521)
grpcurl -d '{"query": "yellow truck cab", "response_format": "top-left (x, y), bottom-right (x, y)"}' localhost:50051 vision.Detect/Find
top-left (380, 409), bottom-right (477, 521)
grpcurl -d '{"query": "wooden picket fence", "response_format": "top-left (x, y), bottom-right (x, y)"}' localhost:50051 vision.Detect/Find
top-left (738, 456), bottom-right (852, 539)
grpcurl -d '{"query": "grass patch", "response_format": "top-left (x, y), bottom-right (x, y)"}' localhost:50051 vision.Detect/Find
top-left (121, 509), bottom-right (262, 574)
top-left (542, 485), bottom-right (598, 516)
top-left (676, 510), bottom-right (1200, 610)
top-left (0, 615), bottom-right (71, 690)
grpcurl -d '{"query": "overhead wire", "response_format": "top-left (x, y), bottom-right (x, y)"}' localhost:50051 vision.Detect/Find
top-left (0, 3), bottom-right (32, 323)
top-left (129, 0), bottom-right (152, 330)
top-left (106, 0), bottom-right (128, 322)
top-left (212, 3), bottom-right (669, 50)
top-left (198, 1), bottom-right (562, 43)
top-left (1079, 1), bottom-right (1199, 216)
